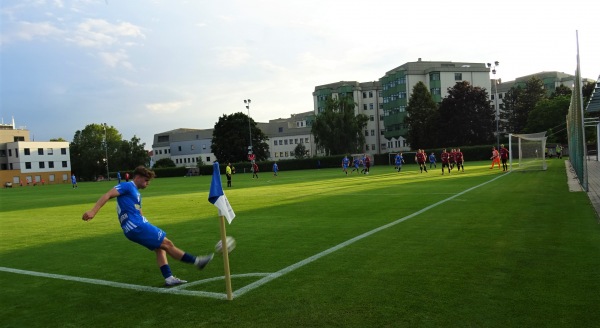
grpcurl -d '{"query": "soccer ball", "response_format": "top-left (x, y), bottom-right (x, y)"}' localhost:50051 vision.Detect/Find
top-left (215, 236), bottom-right (236, 254)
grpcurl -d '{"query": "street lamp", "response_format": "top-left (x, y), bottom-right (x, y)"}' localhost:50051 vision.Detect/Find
top-left (487, 61), bottom-right (500, 150)
top-left (103, 123), bottom-right (110, 180)
top-left (244, 99), bottom-right (253, 159)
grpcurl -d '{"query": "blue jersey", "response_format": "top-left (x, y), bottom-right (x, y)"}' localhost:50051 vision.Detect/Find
top-left (273, 163), bottom-right (278, 172)
top-left (114, 182), bottom-right (147, 233)
top-left (429, 154), bottom-right (436, 162)
top-left (342, 157), bottom-right (349, 168)
top-left (395, 154), bottom-right (403, 165)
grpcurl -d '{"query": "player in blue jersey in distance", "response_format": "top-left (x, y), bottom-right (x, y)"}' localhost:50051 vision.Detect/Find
top-left (394, 152), bottom-right (405, 172)
top-left (82, 166), bottom-right (213, 286)
top-left (342, 155), bottom-right (350, 175)
top-left (350, 156), bottom-right (360, 174)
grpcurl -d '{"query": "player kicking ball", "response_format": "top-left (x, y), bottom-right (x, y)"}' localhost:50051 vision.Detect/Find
top-left (82, 166), bottom-right (213, 286)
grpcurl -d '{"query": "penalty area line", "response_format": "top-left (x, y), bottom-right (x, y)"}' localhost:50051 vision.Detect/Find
top-left (234, 172), bottom-right (510, 298)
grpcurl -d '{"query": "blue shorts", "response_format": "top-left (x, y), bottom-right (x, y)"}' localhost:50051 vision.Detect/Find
top-left (124, 222), bottom-right (166, 251)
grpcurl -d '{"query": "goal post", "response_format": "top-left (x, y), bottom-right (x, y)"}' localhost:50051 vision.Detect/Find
top-left (508, 132), bottom-right (548, 171)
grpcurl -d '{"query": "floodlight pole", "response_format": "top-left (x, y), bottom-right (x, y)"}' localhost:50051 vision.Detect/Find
top-left (488, 61), bottom-right (500, 150)
top-left (244, 99), bottom-right (253, 160)
top-left (103, 123), bottom-right (110, 180)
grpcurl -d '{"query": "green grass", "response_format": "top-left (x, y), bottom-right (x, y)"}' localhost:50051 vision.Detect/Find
top-left (1, 160), bottom-right (599, 327)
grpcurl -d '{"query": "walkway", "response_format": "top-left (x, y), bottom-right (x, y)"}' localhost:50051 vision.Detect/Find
top-left (586, 159), bottom-right (600, 220)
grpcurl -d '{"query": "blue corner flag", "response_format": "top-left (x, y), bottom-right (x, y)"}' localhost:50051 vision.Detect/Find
top-left (208, 162), bottom-right (236, 223)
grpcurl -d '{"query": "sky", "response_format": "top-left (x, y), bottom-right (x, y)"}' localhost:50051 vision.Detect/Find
top-left (1, 0), bottom-right (598, 150)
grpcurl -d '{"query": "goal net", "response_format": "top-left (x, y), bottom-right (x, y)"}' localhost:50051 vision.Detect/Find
top-left (508, 132), bottom-right (548, 171)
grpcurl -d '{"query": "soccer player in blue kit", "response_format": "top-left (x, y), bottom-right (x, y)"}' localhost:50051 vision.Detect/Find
top-left (82, 166), bottom-right (213, 286)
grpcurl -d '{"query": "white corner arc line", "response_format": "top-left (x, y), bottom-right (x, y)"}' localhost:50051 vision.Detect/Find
top-left (0, 266), bottom-right (227, 299)
top-left (234, 173), bottom-right (509, 297)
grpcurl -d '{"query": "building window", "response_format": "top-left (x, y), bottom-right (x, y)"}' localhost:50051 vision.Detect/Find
top-left (366, 144), bottom-right (370, 151)
top-left (8, 149), bottom-right (12, 156)
top-left (365, 130), bottom-right (369, 136)
top-left (25, 162), bottom-right (32, 169)
top-left (305, 138), bottom-right (309, 143)
top-left (294, 139), bottom-right (298, 144)
top-left (62, 161), bottom-right (68, 167)
top-left (274, 141), bottom-right (277, 146)
top-left (39, 162), bottom-right (45, 169)
top-left (370, 115), bottom-right (374, 121)
top-left (455, 73), bottom-right (462, 81)
top-left (38, 148), bottom-right (44, 155)
top-left (279, 140), bottom-right (283, 145)
top-left (47, 148), bottom-right (54, 155)
top-left (278, 127), bottom-right (283, 133)
top-left (49, 161), bottom-right (54, 168)
top-left (61, 148), bottom-right (67, 155)
top-left (430, 72), bottom-right (440, 81)
top-left (363, 104), bottom-right (367, 110)
top-left (206, 157), bottom-right (211, 162)
top-left (362, 92), bottom-right (367, 98)
top-left (284, 139), bottom-right (288, 145)
top-left (24, 148), bottom-right (31, 155)
top-left (371, 130), bottom-right (375, 136)
top-left (372, 144), bottom-right (376, 150)
top-left (369, 91), bottom-right (373, 98)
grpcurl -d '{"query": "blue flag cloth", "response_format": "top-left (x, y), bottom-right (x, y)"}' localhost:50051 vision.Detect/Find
top-left (208, 162), bottom-right (236, 223)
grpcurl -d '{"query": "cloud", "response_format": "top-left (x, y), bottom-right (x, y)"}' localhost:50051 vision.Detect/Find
top-left (214, 46), bottom-right (251, 67)
top-left (98, 49), bottom-right (133, 69)
top-left (71, 18), bottom-right (145, 48)
top-left (145, 101), bottom-right (190, 114)
top-left (11, 21), bottom-right (64, 42)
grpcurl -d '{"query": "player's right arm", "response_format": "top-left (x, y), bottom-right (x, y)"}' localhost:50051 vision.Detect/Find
top-left (82, 188), bottom-right (120, 221)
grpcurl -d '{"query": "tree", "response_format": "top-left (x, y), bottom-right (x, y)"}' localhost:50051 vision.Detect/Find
top-left (505, 77), bottom-right (546, 134)
top-left (211, 112), bottom-right (269, 163)
top-left (153, 158), bottom-right (176, 168)
top-left (500, 85), bottom-right (522, 133)
top-left (112, 135), bottom-right (149, 170)
top-left (438, 81), bottom-right (495, 146)
top-left (70, 124), bottom-right (122, 180)
top-left (404, 81), bottom-right (439, 148)
top-left (293, 143), bottom-right (306, 159)
top-left (311, 95), bottom-right (368, 155)
top-left (551, 85), bottom-right (572, 99)
top-left (50, 137), bottom-right (67, 142)
top-left (525, 95), bottom-right (570, 143)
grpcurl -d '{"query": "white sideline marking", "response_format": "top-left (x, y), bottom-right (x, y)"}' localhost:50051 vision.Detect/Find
top-left (234, 172), bottom-right (509, 297)
top-left (1, 173), bottom-right (508, 299)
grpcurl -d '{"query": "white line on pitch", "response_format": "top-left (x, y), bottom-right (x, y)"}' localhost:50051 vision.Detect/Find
top-left (234, 173), bottom-right (509, 297)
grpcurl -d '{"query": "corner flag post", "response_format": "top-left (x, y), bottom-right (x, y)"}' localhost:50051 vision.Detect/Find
top-left (218, 214), bottom-right (233, 300)
top-left (208, 162), bottom-right (236, 300)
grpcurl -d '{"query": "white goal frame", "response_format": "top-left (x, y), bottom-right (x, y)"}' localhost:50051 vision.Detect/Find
top-left (508, 132), bottom-right (548, 171)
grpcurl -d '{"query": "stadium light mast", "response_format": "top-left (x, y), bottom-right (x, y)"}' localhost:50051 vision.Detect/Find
top-left (487, 61), bottom-right (500, 150)
top-left (103, 123), bottom-right (110, 180)
top-left (244, 99), bottom-right (253, 159)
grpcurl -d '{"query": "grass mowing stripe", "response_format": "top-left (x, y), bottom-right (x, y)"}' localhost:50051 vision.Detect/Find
top-left (234, 171), bottom-right (509, 297)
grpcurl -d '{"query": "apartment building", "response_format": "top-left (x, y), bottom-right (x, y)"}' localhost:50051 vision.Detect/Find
top-left (313, 81), bottom-right (389, 155)
top-left (151, 128), bottom-right (215, 167)
top-left (262, 111), bottom-right (316, 160)
top-left (0, 122), bottom-right (71, 186)
top-left (380, 60), bottom-right (490, 144)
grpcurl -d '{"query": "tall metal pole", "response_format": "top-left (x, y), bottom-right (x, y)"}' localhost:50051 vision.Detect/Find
top-left (103, 123), bottom-right (110, 180)
top-left (244, 99), bottom-right (253, 158)
top-left (488, 61), bottom-right (500, 150)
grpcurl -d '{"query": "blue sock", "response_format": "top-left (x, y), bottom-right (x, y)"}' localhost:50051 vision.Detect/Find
top-left (160, 265), bottom-right (172, 279)
top-left (181, 252), bottom-right (196, 264)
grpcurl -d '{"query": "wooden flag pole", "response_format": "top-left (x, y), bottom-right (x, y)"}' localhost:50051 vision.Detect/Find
top-left (219, 215), bottom-right (233, 300)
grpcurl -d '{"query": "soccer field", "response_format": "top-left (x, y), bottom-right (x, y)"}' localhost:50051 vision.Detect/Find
top-left (1, 160), bottom-right (599, 327)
